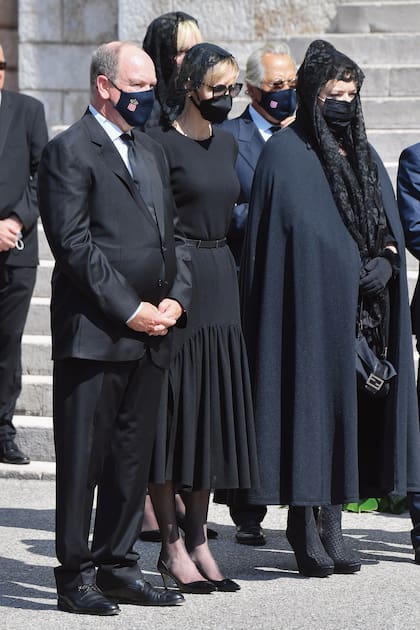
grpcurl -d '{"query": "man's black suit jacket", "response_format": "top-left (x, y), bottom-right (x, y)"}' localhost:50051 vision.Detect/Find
top-left (220, 107), bottom-right (265, 266)
top-left (38, 111), bottom-right (191, 367)
top-left (0, 89), bottom-right (48, 267)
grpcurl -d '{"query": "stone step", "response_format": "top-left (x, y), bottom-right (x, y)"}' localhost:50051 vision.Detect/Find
top-left (13, 416), bottom-right (55, 462)
top-left (16, 374), bottom-right (52, 417)
top-left (363, 97), bottom-right (420, 128)
top-left (0, 460), bottom-right (55, 480)
top-left (286, 33), bottom-right (420, 67)
top-left (335, 2), bottom-right (420, 33)
top-left (22, 335), bottom-right (52, 375)
top-left (25, 297), bottom-right (50, 335)
top-left (367, 129), bottom-right (420, 163)
top-left (362, 65), bottom-right (420, 97)
top-left (33, 260), bottom-right (53, 298)
top-left (38, 222), bottom-right (53, 260)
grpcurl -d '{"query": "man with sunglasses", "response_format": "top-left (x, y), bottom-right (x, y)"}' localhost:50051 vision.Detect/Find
top-left (0, 44), bottom-right (48, 465)
top-left (216, 43), bottom-right (296, 547)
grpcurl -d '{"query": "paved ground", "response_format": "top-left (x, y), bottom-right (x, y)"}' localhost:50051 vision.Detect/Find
top-left (1, 472), bottom-right (420, 630)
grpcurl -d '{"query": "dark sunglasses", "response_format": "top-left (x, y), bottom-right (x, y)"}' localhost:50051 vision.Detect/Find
top-left (201, 82), bottom-right (243, 98)
top-left (0, 61), bottom-right (7, 70)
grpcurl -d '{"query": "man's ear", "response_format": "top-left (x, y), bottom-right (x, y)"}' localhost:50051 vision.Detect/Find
top-left (96, 75), bottom-right (112, 100)
top-left (247, 83), bottom-right (260, 102)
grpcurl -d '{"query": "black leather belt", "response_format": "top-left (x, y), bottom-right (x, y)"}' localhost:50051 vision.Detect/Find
top-left (185, 238), bottom-right (227, 248)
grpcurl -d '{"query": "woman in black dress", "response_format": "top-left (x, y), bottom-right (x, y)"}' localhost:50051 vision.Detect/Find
top-left (147, 43), bottom-right (259, 593)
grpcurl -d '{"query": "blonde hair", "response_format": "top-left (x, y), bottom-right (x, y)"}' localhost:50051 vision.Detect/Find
top-left (204, 57), bottom-right (239, 85)
top-left (177, 20), bottom-right (203, 52)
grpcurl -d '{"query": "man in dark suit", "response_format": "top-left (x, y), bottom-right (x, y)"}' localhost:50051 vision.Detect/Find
top-left (397, 144), bottom-right (420, 563)
top-left (218, 43), bottom-right (296, 546)
top-left (221, 43), bottom-right (296, 269)
top-left (38, 41), bottom-right (191, 615)
top-left (0, 43), bottom-right (48, 465)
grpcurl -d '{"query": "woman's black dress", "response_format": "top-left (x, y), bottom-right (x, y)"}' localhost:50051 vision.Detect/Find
top-left (148, 126), bottom-right (259, 491)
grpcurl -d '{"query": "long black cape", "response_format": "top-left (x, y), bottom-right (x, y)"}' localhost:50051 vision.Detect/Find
top-left (239, 123), bottom-right (420, 505)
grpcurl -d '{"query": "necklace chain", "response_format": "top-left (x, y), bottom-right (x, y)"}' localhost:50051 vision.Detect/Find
top-left (173, 119), bottom-right (212, 140)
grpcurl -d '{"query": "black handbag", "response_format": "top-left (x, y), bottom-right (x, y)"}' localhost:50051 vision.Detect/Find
top-left (355, 330), bottom-right (396, 397)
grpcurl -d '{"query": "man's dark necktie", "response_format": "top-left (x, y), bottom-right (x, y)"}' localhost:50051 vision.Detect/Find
top-left (120, 132), bottom-right (154, 211)
top-left (269, 125), bottom-right (282, 134)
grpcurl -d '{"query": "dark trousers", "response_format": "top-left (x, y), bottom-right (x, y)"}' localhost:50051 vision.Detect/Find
top-left (228, 490), bottom-right (267, 526)
top-left (0, 266), bottom-right (36, 444)
top-left (53, 355), bottom-right (164, 593)
top-left (408, 354), bottom-right (420, 549)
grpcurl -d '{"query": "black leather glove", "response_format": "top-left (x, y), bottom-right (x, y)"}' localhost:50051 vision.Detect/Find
top-left (360, 256), bottom-right (393, 296)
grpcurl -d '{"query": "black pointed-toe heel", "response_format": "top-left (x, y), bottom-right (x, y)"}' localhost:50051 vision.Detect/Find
top-left (204, 577), bottom-right (240, 592)
top-left (286, 506), bottom-right (334, 578)
top-left (157, 557), bottom-right (216, 594)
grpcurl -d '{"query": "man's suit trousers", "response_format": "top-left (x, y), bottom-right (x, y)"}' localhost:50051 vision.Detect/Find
top-left (53, 354), bottom-right (164, 593)
top-left (0, 266), bottom-right (36, 443)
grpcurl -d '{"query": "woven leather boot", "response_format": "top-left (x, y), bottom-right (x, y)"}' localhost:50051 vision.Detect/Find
top-left (286, 506), bottom-right (334, 577)
top-left (317, 504), bottom-right (361, 574)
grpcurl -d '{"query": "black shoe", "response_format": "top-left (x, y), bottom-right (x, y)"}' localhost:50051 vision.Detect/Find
top-left (139, 529), bottom-right (162, 542)
top-left (414, 547), bottom-right (420, 564)
top-left (317, 505), bottom-right (361, 574)
top-left (98, 576), bottom-right (185, 606)
top-left (57, 584), bottom-right (120, 615)
top-left (0, 441), bottom-right (30, 464)
top-left (235, 523), bottom-right (266, 546)
top-left (157, 556), bottom-right (216, 594)
top-left (286, 506), bottom-right (334, 578)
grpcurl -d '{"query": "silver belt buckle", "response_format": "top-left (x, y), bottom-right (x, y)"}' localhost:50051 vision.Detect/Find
top-left (365, 373), bottom-right (384, 394)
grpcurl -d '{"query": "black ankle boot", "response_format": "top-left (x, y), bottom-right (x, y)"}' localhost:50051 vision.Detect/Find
top-left (317, 504), bottom-right (361, 574)
top-left (286, 506), bottom-right (334, 578)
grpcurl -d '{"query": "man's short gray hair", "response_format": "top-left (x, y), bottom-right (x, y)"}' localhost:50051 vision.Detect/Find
top-left (90, 42), bottom-right (122, 97)
top-left (246, 42), bottom-right (294, 87)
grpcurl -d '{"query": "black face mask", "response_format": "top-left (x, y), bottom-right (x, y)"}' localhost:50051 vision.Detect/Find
top-left (321, 97), bottom-right (356, 132)
top-left (258, 88), bottom-right (296, 122)
top-left (191, 93), bottom-right (233, 124)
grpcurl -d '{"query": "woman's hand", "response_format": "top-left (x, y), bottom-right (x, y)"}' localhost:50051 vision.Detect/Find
top-left (359, 257), bottom-right (393, 295)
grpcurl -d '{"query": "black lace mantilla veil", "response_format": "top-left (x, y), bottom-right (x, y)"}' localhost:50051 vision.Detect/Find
top-left (169, 42), bottom-right (235, 119)
top-left (143, 11), bottom-right (199, 124)
top-left (296, 39), bottom-right (394, 355)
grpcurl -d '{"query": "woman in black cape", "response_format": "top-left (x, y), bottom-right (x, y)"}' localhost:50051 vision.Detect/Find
top-left (240, 39), bottom-right (420, 577)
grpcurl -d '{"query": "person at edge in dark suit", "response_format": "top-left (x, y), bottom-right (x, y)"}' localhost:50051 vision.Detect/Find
top-left (213, 43), bottom-right (297, 547)
top-left (0, 43), bottom-right (48, 465)
top-left (397, 144), bottom-right (420, 564)
top-left (37, 41), bottom-right (191, 616)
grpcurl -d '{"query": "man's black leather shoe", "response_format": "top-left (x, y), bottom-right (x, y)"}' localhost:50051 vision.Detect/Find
top-left (0, 441), bottom-right (30, 464)
top-left (414, 546), bottom-right (420, 564)
top-left (235, 523), bottom-right (266, 546)
top-left (57, 584), bottom-right (120, 615)
top-left (98, 577), bottom-right (185, 606)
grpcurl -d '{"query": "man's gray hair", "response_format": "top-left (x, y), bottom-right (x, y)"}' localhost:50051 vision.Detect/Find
top-left (90, 42), bottom-right (122, 97)
top-left (246, 42), bottom-right (294, 87)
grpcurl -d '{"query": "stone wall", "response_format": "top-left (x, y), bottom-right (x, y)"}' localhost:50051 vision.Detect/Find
top-left (18, 0), bottom-right (118, 129)
top-left (120, 0), bottom-right (341, 68)
top-left (14, 0), bottom-right (341, 131)
top-left (0, 0), bottom-right (17, 90)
